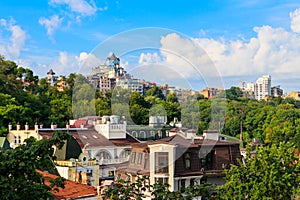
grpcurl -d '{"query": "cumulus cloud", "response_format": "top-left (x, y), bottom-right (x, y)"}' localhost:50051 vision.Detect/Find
top-left (49, 0), bottom-right (100, 16)
top-left (138, 52), bottom-right (162, 64)
top-left (133, 33), bottom-right (221, 89)
top-left (51, 51), bottom-right (102, 75)
top-left (136, 7), bottom-right (300, 90)
top-left (0, 18), bottom-right (27, 59)
top-left (195, 25), bottom-right (300, 78)
top-left (290, 8), bottom-right (300, 33)
top-left (39, 15), bottom-right (63, 40)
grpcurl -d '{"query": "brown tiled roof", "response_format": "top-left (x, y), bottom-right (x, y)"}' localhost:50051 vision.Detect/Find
top-left (149, 134), bottom-right (240, 147)
top-left (39, 129), bottom-right (115, 148)
top-left (38, 171), bottom-right (97, 200)
top-left (74, 130), bottom-right (114, 147)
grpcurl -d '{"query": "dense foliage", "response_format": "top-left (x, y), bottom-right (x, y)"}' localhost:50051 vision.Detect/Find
top-left (105, 176), bottom-right (215, 200)
top-left (0, 131), bottom-right (70, 199)
top-left (218, 142), bottom-right (300, 199)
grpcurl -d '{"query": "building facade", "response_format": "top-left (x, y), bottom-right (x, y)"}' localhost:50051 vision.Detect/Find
top-left (255, 75), bottom-right (271, 100)
top-left (116, 131), bottom-right (241, 198)
top-left (289, 91), bottom-right (300, 100)
top-left (271, 86), bottom-right (283, 97)
top-left (201, 88), bottom-right (224, 98)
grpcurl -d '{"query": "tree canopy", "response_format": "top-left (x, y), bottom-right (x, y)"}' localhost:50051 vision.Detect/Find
top-left (0, 131), bottom-right (70, 199)
top-left (217, 142), bottom-right (300, 199)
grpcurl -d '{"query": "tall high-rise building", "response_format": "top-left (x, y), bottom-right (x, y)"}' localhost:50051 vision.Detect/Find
top-left (255, 75), bottom-right (271, 100)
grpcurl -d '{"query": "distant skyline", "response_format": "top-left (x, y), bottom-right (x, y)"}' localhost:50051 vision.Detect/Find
top-left (1, 0), bottom-right (300, 93)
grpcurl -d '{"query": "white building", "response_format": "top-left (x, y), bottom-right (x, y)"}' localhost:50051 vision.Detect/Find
top-left (116, 77), bottom-right (144, 95)
top-left (255, 75), bottom-right (271, 100)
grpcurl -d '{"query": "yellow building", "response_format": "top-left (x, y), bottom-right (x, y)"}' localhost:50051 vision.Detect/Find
top-left (289, 91), bottom-right (300, 100)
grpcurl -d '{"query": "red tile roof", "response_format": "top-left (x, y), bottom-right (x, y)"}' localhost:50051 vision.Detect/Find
top-left (70, 120), bottom-right (87, 128)
top-left (38, 171), bottom-right (98, 200)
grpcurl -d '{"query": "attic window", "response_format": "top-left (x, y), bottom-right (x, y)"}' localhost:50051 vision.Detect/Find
top-left (92, 135), bottom-right (98, 139)
top-left (82, 135), bottom-right (87, 139)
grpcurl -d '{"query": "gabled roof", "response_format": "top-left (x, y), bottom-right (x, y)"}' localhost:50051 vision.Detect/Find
top-left (73, 130), bottom-right (115, 148)
top-left (0, 137), bottom-right (10, 150)
top-left (38, 171), bottom-right (97, 200)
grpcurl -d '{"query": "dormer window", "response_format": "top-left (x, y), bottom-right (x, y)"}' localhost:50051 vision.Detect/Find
top-left (184, 153), bottom-right (191, 170)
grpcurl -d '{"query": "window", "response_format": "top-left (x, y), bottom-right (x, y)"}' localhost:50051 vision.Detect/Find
top-left (131, 152), bottom-right (136, 163)
top-left (97, 151), bottom-right (112, 160)
top-left (155, 177), bottom-right (169, 184)
top-left (200, 150), bottom-right (213, 170)
top-left (108, 171), bottom-right (114, 177)
top-left (155, 152), bottom-right (168, 173)
top-left (180, 179), bottom-right (186, 191)
top-left (137, 153), bottom-right (143, 165)
top-left (18, 136), bottom-right (21, 144)
top-left (120, 149), bottom-right (131, 158)
top-left (184, 153), bottom-right (191, 170)
top-left (14, 136), bottom-right (17, 144)
top-left (144, 158), bottom-right (149, 169)
top-left (190, 178), bottom-right (195, 186)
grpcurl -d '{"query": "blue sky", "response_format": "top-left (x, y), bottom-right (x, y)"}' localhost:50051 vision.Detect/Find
top-left (1, 0), bottom-right (300, 92)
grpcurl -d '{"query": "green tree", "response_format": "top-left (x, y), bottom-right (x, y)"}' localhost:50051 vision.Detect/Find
top-left (225, 87), bottom-right (243, 101)
top-left (145, 85), bottom-right (165, 100)
top-left (0, 131), bottom-right (70, 199)
top-left (106, 177), bottom-right (214, 200)
top-left (217, 142), bottom-right (300, 199)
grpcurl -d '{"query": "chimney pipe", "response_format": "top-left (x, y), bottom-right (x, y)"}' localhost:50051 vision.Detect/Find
top-left (51, 122), bottom-right (55, 130)
top-left (25, 122), bottom-right (29, 131)
top-left (66, 121), bottom-right (70, 129)
top-left (8, 122), bottom-right (12, 131)
top-left (17, 122), bottom-right (20, 131)
top-left (35, 122), bottom-right (39, 131)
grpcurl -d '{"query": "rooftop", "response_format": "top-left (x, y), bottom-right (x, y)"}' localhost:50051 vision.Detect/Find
top-left (38, 170), bottom-right (98, 200)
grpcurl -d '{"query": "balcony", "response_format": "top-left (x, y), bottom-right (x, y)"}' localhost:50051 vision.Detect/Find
top-left (55, 160), bottom-right (97, 167)
top-left (98, 157), bottom-right (129, 165)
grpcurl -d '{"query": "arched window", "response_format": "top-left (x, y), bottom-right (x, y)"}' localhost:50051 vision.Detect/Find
top-left (132, 131), bottom-right (138, 138)
top-left (119, 149), bottom-right (131, 158)
top-left (184, 153), bottom-right (191, 170)
top-left (140, 131), bottom-right (146, 140)
top-left (96, 150), bottom-right (112, 160)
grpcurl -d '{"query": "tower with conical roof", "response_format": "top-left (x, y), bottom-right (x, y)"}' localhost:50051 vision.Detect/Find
top-left (47, 69), bottom-right (57, 86)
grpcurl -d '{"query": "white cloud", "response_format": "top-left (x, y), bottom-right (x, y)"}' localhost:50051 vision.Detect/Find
top-left (51, 51), bottom-right (102, 75)
top-left (0, 18), bottom-right (27, 59)
top-left (49, 0), bottom-right (98, 16)
top-left (138, 52), bottom-right (162, 64)
top-left (39, 0), bottom-right (107, 39)
top-left (135, 7), bottom-right (300, 90)
top-left (195, 25), bottom-right (300, 78)
top-left (39, 15), bottom-right (63, 40)
top-left (290, 8), bottom-right (300, 33)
